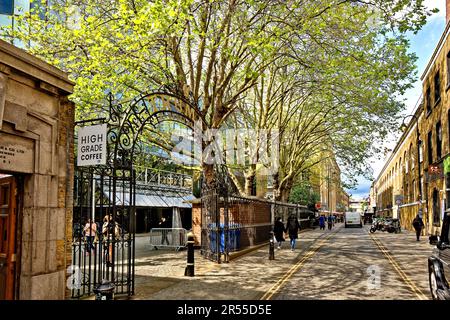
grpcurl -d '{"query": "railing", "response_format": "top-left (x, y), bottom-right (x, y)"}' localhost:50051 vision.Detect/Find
top-left (135, 166), bottom-right (192, 189)
top-left (149, 228), bottom-right (187, 251)
top-left (70, 234), bottom-right (133, 299)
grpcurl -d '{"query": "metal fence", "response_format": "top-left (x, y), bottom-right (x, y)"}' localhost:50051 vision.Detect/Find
top-left (149, 228), bottom-right (187, 250)
top-left (200, 191), bottom-right (314, 263)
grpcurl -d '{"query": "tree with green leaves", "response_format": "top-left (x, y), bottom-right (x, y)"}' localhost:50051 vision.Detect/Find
top-left (2, 0), bottom-right (436, 192)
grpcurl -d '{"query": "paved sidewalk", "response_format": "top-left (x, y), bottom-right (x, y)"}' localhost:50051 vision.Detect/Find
top-left (131, 226), bottom-right (336, 300)
top-left (366, 226), bottom-right (433, 299)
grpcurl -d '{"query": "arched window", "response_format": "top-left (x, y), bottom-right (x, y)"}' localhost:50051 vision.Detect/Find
top-left (404, 151), bottom-right (408, 173)
top-left (410, 143), bottom-right (415, 169)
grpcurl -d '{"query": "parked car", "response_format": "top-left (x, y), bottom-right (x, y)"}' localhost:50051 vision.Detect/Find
top-left (428, 210), bottom-right (450, 300)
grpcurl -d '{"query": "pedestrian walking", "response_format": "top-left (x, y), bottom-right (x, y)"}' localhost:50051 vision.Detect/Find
top-left (319, 215), bottom-right (326, 230)
top-left (286, 215), bottom-right (301, 251)
top-left (412, 212), bottom-right (425, 241)
top-left (102, 215), bottom-right (120, 266)
top-left (273, 217), bottom-right (286, 249)
top-left (327, 215), bottom-right (333, 230)
top-left (83, 218), bottom-right (97, 255)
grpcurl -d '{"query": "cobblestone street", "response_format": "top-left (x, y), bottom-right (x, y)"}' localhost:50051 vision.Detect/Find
top-left (130, 224), bottom-right (433, 300)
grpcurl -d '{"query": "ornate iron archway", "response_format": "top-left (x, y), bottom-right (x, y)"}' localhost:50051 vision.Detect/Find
top-left (71, 91), bottom-right (198, 299)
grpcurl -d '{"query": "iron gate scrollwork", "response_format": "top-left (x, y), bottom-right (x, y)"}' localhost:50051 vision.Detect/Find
top-left (71, 92), bottom-right (196, 298)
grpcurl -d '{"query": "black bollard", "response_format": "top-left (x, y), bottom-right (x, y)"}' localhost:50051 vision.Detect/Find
top-left (184, 231), bottom-right (195, 276)
top-left (269, 231), bottom-right (275, 260)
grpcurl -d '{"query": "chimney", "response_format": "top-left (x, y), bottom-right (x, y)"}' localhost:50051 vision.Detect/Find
top-left (447, 0), bottom-right (450, 25)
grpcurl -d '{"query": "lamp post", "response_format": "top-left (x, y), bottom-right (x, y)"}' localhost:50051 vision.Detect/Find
top-left (401, 114), bottom-right (423, 230)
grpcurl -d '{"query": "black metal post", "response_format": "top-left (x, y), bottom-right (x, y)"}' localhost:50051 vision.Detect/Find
top-left (185, 231), bottom-right (195, 276)
top-left (269, 231), bottom-right (275, 260)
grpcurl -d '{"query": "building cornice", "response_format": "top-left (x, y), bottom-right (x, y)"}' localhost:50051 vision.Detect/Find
top-left (421, 20), bottom-right (450, 81)
top-left (375, 99), bottom-right (423, 184)
top-left (0, 39), bottom-right (74, 93)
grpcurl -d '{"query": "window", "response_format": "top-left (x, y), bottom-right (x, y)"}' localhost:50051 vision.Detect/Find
top-left (447, 51), bottom-right (450, 88)
top-left (30, 0), bottom-right (47, 19)
top-left (433, 188), bottom-right (441, 226)
top-left (404, 151), bottom-right (408, 173)
top-left (426, 87), bottom-right (432, 114)
top-left (410, 144), bottom-right (414, 169)
top-left (0, 1), bottom-right (13, 15)
top-left (428, 131), bottom-right (433, 164)
top-left (405, 183), bottom-right (409, 202)
top-left (435, 72), bottom-right (441, 104)
top-left (436, 121), bottom-right (442, 160)
top-left (420, 175), bottom-right (423, 199)
top-left (419, 140), bottom-right (423, 163)
top-left (412, 179), bottom-right (415, 201)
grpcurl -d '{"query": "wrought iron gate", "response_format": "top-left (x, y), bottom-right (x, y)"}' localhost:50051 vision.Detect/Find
top-left (70, 91), bottom-right (195, 298)
top-left (71, 166), bottom-right (136, 298)
top-left (200, 166), bottom-right (233, 263)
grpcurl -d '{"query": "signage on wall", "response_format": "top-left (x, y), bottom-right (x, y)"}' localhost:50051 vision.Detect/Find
top-left (77, 124), bottom-right (107, 166)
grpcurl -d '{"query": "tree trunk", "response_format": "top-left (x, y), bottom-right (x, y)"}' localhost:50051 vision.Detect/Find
top-left (272, 173), bottom-right (280, 201)
top-left (280, 179), bottom-right (293, 203)
top-left (244, 165), bottom-right (256, 196)
top-left (202, 163), bottom-right (216, 191)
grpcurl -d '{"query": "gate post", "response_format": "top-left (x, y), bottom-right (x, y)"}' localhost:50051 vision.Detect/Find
top-left (185, 231), bottom-right (195, 276)
top-left (269, 231), bottom-right (275, 260)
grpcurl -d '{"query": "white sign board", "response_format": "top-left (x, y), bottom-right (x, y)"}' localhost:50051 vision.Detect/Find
top-left (77, 124), bottom-right (107, 166)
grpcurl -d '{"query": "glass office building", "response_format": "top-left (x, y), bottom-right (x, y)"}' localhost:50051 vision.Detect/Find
top-left (0, 0), bottom-right (46, 45)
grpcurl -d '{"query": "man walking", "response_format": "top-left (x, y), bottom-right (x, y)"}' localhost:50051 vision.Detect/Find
top-left (159, 216), bottom-right (170, 245)
top-left (412, 212), bottom-right (425, 241)
top-left (327, 214), bottom-right (333, 230)
top-left (286, 215), bottom-right (301, 251)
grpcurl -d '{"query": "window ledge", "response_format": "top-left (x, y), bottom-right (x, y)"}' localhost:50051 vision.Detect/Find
top-left (426, 109), bottom-right (432, 118)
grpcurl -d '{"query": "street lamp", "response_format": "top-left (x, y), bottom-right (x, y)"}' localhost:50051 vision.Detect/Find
top-left (400, 114), bottom-right (423, 228)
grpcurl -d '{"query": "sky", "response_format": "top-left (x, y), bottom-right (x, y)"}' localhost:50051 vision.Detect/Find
top-left (348, 0), bottom-right (447, 200)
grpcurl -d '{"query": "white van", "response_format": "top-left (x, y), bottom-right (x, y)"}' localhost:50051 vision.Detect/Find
top-left (345, 212), bottom-right (362, 228)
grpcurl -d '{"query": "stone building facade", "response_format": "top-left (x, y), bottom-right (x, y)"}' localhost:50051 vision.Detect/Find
top-left (318, 155), bottom-right (347, 215)
top-left (0, 39), bottom-right (74, 299)
top-left (373, 6), bottom-right (450, 235)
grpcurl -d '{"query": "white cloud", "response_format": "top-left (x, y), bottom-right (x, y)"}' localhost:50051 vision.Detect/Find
top-left (424, 0), bottom-right (446, 19)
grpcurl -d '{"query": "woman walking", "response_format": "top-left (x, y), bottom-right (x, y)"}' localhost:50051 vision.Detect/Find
top-left (273, 217), bottom-right (286, 249)
top-left (412, 213), bottom-right (425, 241)
top-left (83, 218), bottom-right (97, 255)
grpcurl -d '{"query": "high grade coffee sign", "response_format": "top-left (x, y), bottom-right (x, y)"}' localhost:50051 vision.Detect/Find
top-left (77, 124), bottom-right (107, 166)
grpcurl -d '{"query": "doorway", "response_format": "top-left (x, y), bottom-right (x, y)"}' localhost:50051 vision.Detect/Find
top-left (0, 174), bottom-right (18, 300)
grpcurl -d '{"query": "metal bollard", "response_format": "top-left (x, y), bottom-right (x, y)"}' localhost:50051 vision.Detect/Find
top-left (184, 231), bottom-right (195, 276)
top-left (269, 231), bottom-right (275, 260)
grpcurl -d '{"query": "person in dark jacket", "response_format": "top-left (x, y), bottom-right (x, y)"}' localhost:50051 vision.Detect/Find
top-left (273, 217), bottom-right (286, 249)
top-left (286, 215), bottom-right (301, 251)
top-left (412, 213), bottom-right (425, 241)
top-left (319, 215), bottom-right (326, 230)
top-left (327, 215), bottom-right (333, 230)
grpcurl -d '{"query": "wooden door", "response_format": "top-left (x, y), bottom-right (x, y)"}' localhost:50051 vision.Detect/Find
top-left (0, 176), bottom-right (17, 300)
